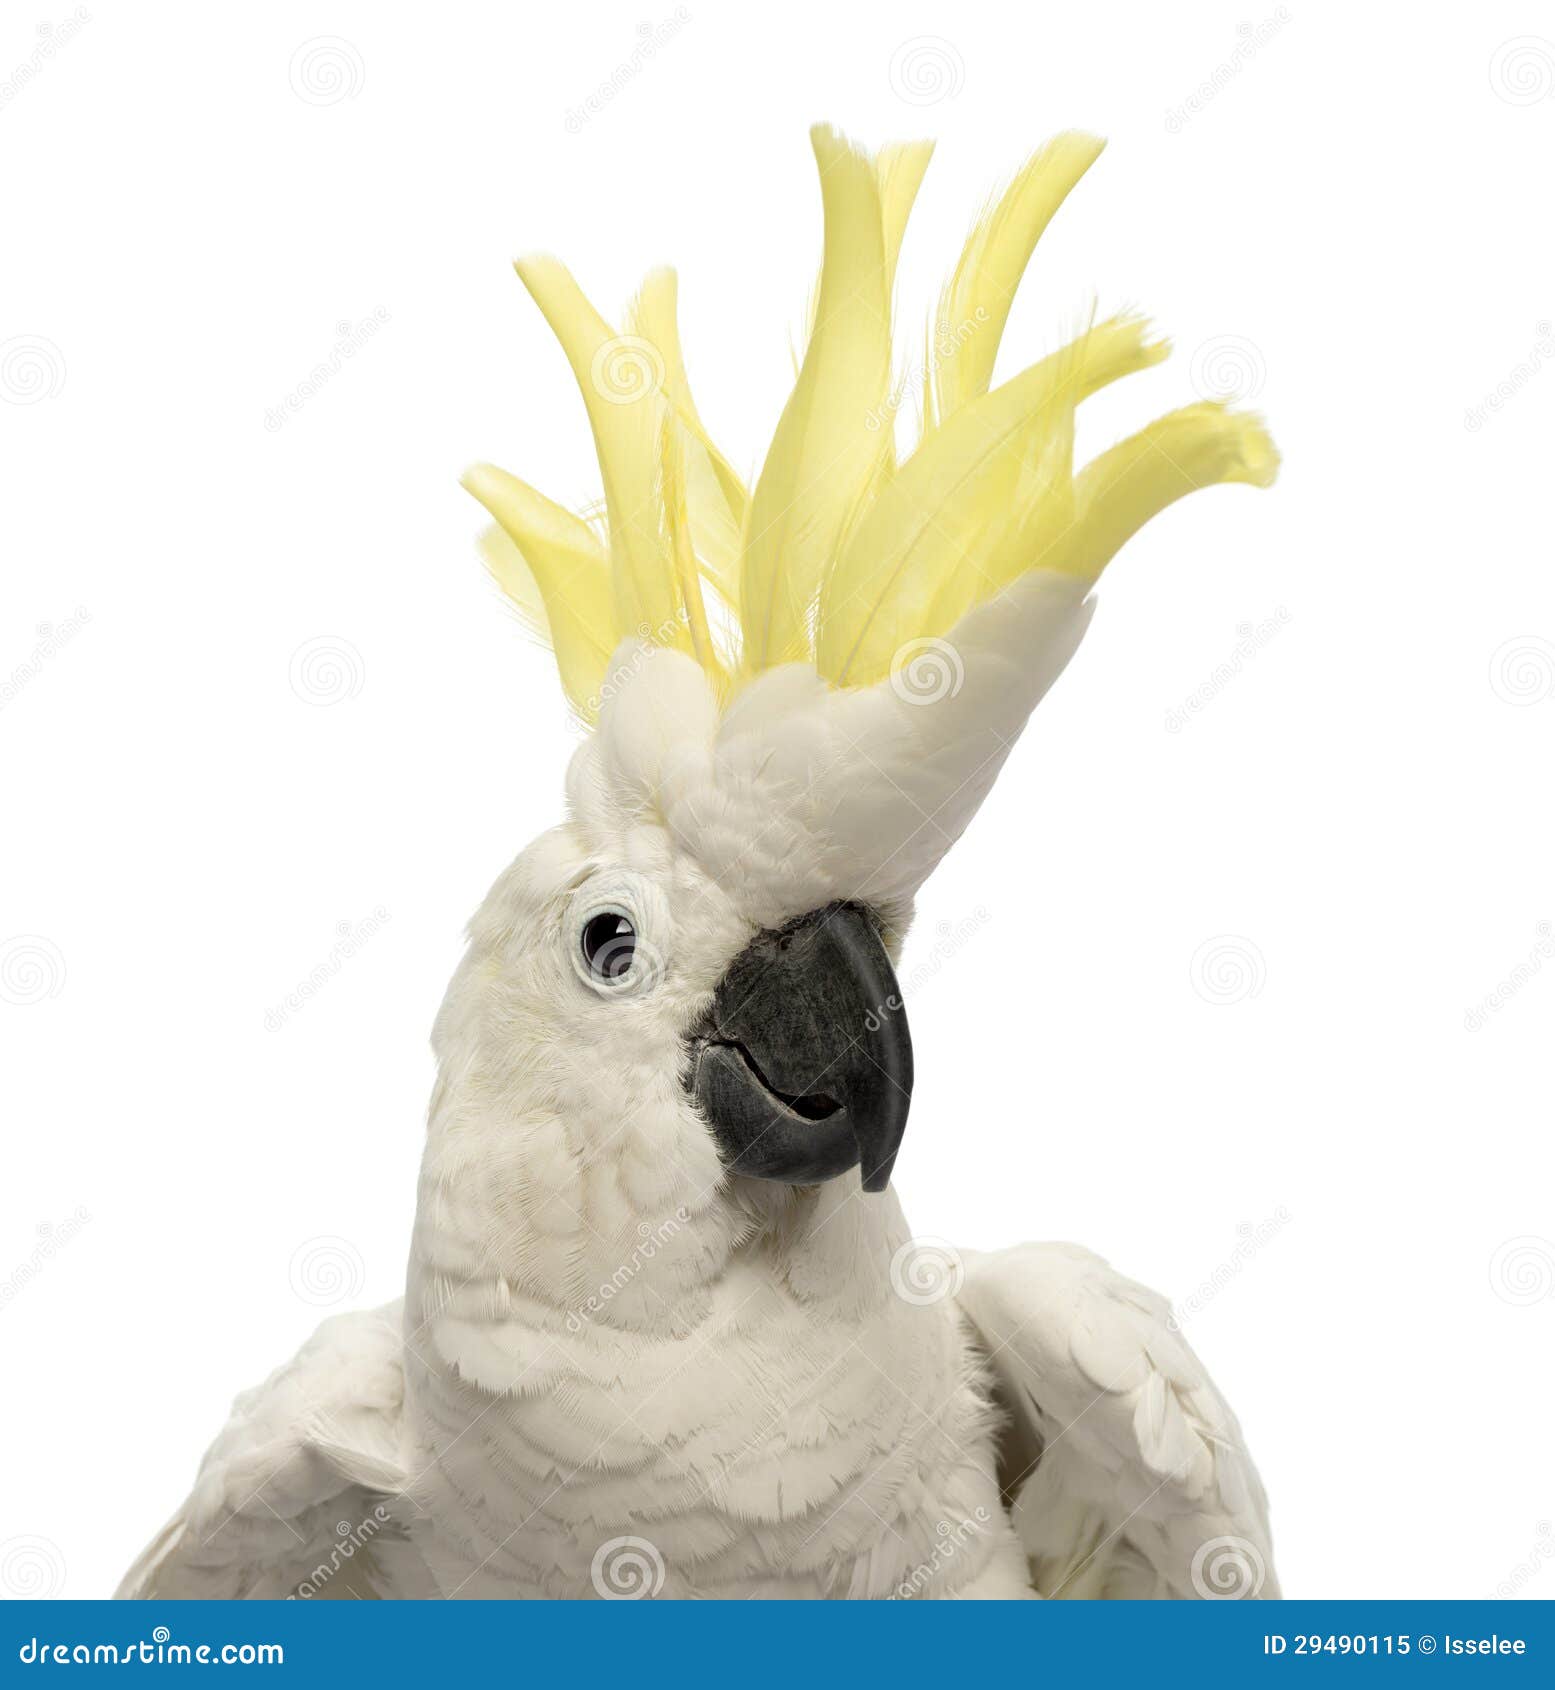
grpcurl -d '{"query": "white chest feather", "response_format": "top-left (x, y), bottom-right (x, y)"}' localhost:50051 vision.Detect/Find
top-left (401, 1206), bottom-right (1023, 1599)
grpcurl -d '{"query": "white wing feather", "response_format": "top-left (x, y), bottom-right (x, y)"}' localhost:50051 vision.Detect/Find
top-left (956, 1244), bottom-right (1279, 1600)
top-left (117, 1302), bottom-right (432, 1600)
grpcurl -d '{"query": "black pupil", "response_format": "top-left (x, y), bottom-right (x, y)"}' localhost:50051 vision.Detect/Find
top-left (582, 912), bottom-right (635, 980)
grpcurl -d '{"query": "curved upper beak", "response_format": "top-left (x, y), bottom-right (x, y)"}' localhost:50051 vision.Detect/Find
top-left (684, 903), bottom-right (913, 1193)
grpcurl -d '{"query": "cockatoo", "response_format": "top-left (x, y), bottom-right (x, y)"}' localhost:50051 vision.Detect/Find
top-left (120, 128), bottom-right (1280, 1602)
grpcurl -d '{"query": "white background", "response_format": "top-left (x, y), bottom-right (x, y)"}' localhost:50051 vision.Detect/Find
top-left (3, 0), bottom-right (1553, 1602)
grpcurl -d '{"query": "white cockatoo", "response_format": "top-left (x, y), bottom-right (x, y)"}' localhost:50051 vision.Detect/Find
top-left (120, 128), bottom-right (1280, 1602)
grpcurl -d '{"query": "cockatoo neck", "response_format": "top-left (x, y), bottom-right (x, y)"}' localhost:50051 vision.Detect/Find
top-left (411, 1007), bottom-right (911, 1357)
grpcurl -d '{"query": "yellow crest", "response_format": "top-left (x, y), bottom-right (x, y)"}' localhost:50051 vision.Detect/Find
top-left (466, 127), bottom-right (1277, 720)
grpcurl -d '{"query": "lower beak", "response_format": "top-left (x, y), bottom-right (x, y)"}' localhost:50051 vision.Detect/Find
top-left (685, 903), bottom-right (913, 1193)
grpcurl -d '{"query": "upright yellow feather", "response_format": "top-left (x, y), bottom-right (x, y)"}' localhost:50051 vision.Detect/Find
top-left (739, 127), bottom-right (892, 672)
top-left (462, 463), bottom-right (618, 717)
top-left (513, 257), bottom-right (688, 652)
top-left (926, 132), bottom-right (1105, 431)
top-left (467, 129), bottom-right (1278, 710)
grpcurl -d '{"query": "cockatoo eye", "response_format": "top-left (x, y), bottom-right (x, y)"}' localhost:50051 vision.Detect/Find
top-left (566, 872), bottom-right (668, 997)
top-left (579, 908), bottom-right (636, 982)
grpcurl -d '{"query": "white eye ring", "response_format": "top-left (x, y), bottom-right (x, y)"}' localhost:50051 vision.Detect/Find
top-left (567, 874), bottom-right (668, 997)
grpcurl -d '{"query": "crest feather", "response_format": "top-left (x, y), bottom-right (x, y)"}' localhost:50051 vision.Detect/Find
top-left (467, 129), bottom-right (1278, 716)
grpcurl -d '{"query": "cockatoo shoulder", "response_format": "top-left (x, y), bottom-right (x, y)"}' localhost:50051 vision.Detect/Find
top-left (117, 1303), bottom-right (433, 1600)
top-left (956, 1243), bottom-right (1278, 1600)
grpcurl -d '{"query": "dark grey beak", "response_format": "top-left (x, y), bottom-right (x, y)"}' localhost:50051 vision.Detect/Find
top-left (684, 903), bottom-right (913, 1194)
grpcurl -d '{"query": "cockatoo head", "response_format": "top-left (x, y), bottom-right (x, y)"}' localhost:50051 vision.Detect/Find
top-left (450, 127), bottom-right (1276, 1217)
